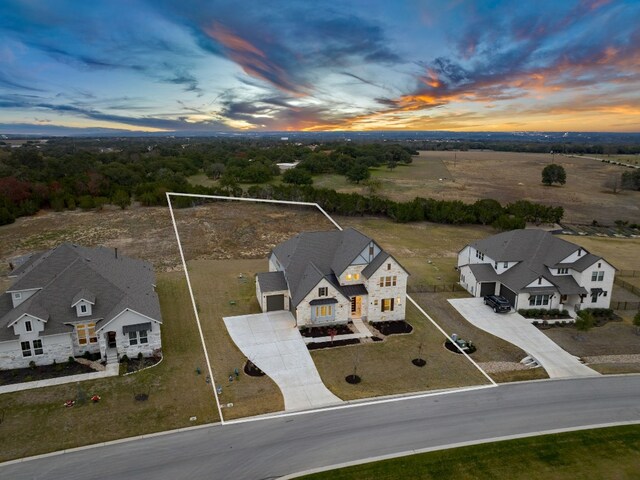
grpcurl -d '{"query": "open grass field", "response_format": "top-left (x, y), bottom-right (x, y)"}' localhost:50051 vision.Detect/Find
top-left (311, 301), bottom-right (491, 400)
top-left (0, 272), bottom-right (218, 463)
top-left (299, 424), bottom-right (640, 480)
top-left (557, 234), bottom-right (640, 271)
top-left (317, 150), bottom-right (640, 225)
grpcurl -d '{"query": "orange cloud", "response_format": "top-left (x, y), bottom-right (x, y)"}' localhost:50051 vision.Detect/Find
top-left (204, 22), bottom-right (305, 96)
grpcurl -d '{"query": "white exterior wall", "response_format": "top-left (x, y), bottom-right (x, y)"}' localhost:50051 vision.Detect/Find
top-left (295, 278), bottom-right (349, 327)
top-left (524, 277), bottom-right (555, 288)
top-left (97, 310), bottom-right (161, 359)
top-left (0, 333), bottom-right (74, 369)
top-left (9, 288), bottom-right (39, 308)
top-left (365, 258), bottom-right (407, 322)
top-left (576, 261), bottom-right (615, 309)
top-left (11, 314), bottom-right (46, 337)
top-left (493, 261), bottom-right (518, 274)
top-left (459, 265), bottom-right (478, 296)
top-left (559, 248), bottom-right (585, 264)
top-left (517, 292), bottom-right (562, 311)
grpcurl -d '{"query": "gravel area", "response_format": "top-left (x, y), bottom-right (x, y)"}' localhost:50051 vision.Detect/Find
top-left (478, 361), bottom-right (530, 373)
top-left (584, 354), bottom-right (640, 364)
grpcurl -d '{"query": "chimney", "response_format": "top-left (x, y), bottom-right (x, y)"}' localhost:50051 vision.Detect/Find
top-left (115, 247), bottom-right (118, 259)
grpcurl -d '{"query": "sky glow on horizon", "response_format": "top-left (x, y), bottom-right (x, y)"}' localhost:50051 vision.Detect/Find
top-left (1, 0), bottom-right (639, 134)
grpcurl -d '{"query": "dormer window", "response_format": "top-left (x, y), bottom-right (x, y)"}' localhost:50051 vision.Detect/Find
top-left (369, 245), bottom-right (374, 256)
top-left (557, 268), bottom-right (569, 275)
top-left (538, 277), bottom-right (542, 285)
top-left (25, 320), bottom-right (32, 332)
top-left (80, 304), bottom-right (87, 314)
top-left (14, 292), bottom-right (21, 300)
top-left (578, 249), bottom-right (582, 257)
top-left (346, 273), bottom-right (360, 281)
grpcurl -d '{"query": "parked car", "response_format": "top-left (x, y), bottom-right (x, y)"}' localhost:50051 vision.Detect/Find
top-left (484, 295), bottom-right (511, 313)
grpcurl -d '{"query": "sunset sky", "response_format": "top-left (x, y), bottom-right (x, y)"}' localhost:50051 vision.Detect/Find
top-left (1, 0), bottom-right (639, 134)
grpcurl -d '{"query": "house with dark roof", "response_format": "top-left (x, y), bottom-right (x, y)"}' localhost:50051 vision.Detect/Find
top-left (256, 228), bottom-right (409, 326)
top-left (0, 243), bottom-right (162, 369)
top-left (457, 229), bottom-right (615, 312)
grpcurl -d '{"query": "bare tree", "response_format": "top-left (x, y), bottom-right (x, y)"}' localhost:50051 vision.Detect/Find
top-left (603, 174), bottom-right (624, 194)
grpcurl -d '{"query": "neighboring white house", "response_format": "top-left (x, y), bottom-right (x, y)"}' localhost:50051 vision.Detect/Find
top-left (457, 229), bottom-right (615, 312)
top-left (0, 243), bottom-right (162, 369)
top-left (256, 228), bottom-right (409, 327)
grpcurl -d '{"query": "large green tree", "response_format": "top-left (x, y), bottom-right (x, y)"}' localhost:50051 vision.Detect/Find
top-left (542, 163), bottom-right (567, 186)
top-left (346, 163), bottom-right (370, 184)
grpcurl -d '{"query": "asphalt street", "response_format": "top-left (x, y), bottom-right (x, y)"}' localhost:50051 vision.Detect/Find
top-left (2, 376), bottom-right (639, 480)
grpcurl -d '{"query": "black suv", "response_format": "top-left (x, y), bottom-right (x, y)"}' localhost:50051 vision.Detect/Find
top-left (484, 295), bottom-right (511, 313)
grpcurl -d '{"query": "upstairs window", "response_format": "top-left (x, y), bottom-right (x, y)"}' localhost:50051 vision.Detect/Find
top-left (318, 287), bottom-right (328, 297)
top-left (503, 262), bottom-right (508, 268)
top-left (369, 245), bottom-right (374, 256)
top-left (25, 320), bottom-right (32, 332)
top-left (80, 304), bottom-right (87, 314)
top-left (557, 268), bottom-right (569, 274)
top-left (591, 271), bottom-right (604, 282)
top-left (387, 263), bottom-right (391, 271)
top-left (345, 273), bottom-right (360, 281)
top-left (14, 292), bottom-right (22, 299)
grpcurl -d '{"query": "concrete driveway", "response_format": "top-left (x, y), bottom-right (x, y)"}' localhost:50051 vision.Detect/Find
top-left (223, 311), bottom-right (342, 411)
top-left (449, 298), bottom-right (600, 378)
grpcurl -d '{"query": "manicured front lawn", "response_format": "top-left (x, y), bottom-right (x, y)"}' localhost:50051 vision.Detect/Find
top-left (299, 425), bottom-right (640, 480)
top-left (0, 273), bottom-right (218, 463)
top-left (311, 301), bottom-right (490, 400)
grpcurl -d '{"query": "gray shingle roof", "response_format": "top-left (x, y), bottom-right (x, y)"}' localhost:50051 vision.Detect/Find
top-left (72, 288), bottom-right (96, 306)
top-left (256, 271), bottom-right (288, 293)
top-left (465, 230), bottom-right (598, 296)
top-left (362, 251), bottom-right (389, 279)
top-left (271, 228), bottom-right (397, 308)
top-left (0, 243), bottom-right (162, 341)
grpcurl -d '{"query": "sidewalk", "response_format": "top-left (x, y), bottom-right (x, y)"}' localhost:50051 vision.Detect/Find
top-left (0, 363), bottom-right (119, 395)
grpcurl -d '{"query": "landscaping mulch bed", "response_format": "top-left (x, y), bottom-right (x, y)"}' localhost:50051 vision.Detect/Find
top-left (0, 361), bottom-right (95, 386)
top-left (307, 338), bottom-right (361, 350)
top-left (345, 374), bottom-right (361, 384)
top-left (444, 341), bottom-right (477, 355)
top-left (371, 320), bottom-right (413, 336)
top-left (122, 356), bottom-right (161, 374)
top-left (244, 360), bottom-right (265, 377)
top-left (300, 324), bottom-right (353, 338)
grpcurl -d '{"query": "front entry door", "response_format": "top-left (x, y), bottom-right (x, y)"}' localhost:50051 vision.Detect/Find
top-left (107, 331), bottom-right (116, 348)
top-left (350, 296), bottom-right (362, 318)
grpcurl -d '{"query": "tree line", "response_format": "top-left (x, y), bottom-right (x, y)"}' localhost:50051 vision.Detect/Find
top-left (0, 138), bottom-right (562, 229)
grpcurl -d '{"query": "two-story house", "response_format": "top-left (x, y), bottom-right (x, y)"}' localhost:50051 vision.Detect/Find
top-left (256, 228), bottom-right (409, 327)
top-left (0, 243), bottom-right (162, 369)
top-left (457, 229), bottom-right (615, 312)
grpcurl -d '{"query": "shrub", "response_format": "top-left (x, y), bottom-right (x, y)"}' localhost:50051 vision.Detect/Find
top-left (29, 360), bottom-right (36, 369)
top-left (68, 356), bottom-right (75, 364)
top-left (120, 354), bottom-right (129, 364)
top-left (83, 351), bottom-right (92, 359)
top-left (137, 352), bottom-right (143, 361)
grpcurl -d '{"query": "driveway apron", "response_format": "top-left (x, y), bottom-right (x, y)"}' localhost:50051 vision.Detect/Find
top-left (449, 298), bottom-right (600, 378)
top-left (223, 311), bottom-right (342, 411)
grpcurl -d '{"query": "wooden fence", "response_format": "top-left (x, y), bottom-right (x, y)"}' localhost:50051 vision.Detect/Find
top-left (614, 277), bottom-right (640, 296)
top-left (611, 301), bottom-right (640, 311)
top-left (618, 270), bottom-right (640, 278)
top-left (408, 283), bottom-right (466, 294)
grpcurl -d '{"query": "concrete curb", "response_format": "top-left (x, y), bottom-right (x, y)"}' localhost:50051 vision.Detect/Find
top-left (0, 421), bottom-right (222, 468)
top-left (280, 420), bottom-right (640, 479)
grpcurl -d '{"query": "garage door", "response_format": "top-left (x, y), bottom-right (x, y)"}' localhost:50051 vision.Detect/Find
top-left (480, 282), bottom-right (496, 297)
top-left (499, 284), bottom-right (517, 307)
top-left (266, 294), bottom-right (285, 312)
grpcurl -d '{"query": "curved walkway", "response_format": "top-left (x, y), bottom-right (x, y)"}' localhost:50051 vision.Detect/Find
top-left (223, 311), bottom-right (341, 411)
top-left (449, 298), bottom-right (600, 378)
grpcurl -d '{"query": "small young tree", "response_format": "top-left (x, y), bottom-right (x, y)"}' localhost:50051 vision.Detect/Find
top-left (542, 164), bottom-right (567, 186)
top-left (602, 174), bottom-right (623, 194)
top-left (111, 190), bottom-right (131, 210)
top-left (633, 311), bottom-right (640, 336)
top-left (574, 309), bottom-right (595, 340)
